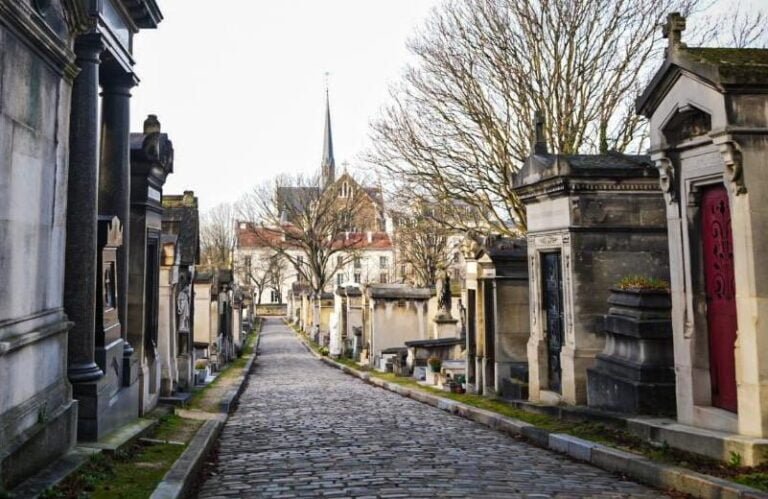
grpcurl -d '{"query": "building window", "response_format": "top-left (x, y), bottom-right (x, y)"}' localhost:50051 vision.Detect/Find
top-left (379, 272), bottom-right (388, 284)
top-left (244, 256), bottom-right (251, 272)
top-left (270, 290), bottom-right (280, 303)
top-left (354, 257), bottom-right (361, 269)
top-left (379, 256), bottom-right (388, 268)
top-left (453, 252), bottom-right (460, 263)
top-left (337, 273), bottom-right (344, 286)
top-left (339, 181), bottom-right (350, 198)
top-left (354, 273), bottom-right (361, 283)
top-left (337, 255), bottom-right (344, 268)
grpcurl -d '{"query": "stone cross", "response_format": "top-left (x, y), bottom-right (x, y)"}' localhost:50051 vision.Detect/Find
top-left (662, 12), bottom-right (686, 49)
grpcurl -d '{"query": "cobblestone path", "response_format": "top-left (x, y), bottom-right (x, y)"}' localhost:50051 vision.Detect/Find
top-left (197, 318), bottom-right (666, 498)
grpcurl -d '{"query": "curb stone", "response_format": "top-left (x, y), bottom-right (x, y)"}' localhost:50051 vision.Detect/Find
top-left (149, 419), bottom-right (223, 499)
top-left (296, 333), bottom-right (767, 499)
top-left (150, 332), bottom-right (260, 499)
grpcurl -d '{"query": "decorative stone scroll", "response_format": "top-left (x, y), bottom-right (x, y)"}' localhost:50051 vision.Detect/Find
top-left (713, 137), bottom-right (746, 195)
top-left (652, 154), bottom-right (676, 204)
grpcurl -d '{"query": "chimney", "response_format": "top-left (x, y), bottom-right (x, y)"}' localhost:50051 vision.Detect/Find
top-left (367, 231), bottom-right (373, 244)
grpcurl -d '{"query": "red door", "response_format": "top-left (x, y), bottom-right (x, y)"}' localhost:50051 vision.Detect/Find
top-left (701, 185), bottom-right (738, 413)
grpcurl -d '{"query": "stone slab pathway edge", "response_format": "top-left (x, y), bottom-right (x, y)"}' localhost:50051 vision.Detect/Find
top-left (150, 333), bottom-right (261, 499)
top-left (293, 332), bottom-right (766, 499)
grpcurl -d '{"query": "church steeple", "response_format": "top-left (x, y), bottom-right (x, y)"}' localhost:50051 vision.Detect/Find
top-left (321, 84), bottom-right (335, 187)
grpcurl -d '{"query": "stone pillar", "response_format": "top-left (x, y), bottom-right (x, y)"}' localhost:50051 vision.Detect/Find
top-left (65, 34), bottom-right (104, 383)
top-left (98, 73), bottom-right (137, 357)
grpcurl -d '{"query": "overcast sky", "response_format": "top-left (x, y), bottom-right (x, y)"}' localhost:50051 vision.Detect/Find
top-left (130, 0), bottom-right (440, 212)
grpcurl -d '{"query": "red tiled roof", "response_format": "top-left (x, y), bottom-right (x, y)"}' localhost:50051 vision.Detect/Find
top-left (237, 224), bottom-right (392, 251)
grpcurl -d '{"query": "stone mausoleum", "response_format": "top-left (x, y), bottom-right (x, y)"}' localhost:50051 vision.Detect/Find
top-left (636, 13), bottom-right (768, 464)
top-left (0, 1), bottom-right (80, 486)
top-left (513, 123), bottom-right (669, 406)
top-left (129, 115), bottom-right (174, 414)
top-left (464, 238), bottom-right (530, 397)
top-left (0, 0), bottom-right (162, 488)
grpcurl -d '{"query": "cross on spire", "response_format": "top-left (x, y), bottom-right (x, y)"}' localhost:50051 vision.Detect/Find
top-left (662, 12), bottom-right (686, 51)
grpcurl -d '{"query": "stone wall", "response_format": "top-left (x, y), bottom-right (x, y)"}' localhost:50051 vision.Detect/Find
top-left (0, 0), bottom-right (78, 488)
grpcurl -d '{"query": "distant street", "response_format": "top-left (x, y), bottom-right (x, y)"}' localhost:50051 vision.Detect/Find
top-left (197, 318), bottom-right (665, 498)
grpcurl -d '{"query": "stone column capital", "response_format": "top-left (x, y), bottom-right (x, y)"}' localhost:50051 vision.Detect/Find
top-left (73, 32), bottom-right (104, 62)
top-left (100, 71), bottom-right (139, 96)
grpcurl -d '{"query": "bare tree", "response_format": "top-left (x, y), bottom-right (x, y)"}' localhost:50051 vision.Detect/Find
top-left (238, 255), bottom-right (271, 305)
top-left (200, 202), bottom-right (235, 268)
top-left (369, 0), bottom-right (704, 234)
top-left (237, 174), bottom-right (367, 295)
top-left (692, 1), bottom-right (768, 48)
top-left (267, 253), bottom-right (288, 303)
top-left (394, 214), bottom-right (451, 288)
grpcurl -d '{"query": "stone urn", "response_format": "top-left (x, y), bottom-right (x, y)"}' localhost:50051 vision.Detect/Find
top-left (586, 287), bottom-right (676, 415)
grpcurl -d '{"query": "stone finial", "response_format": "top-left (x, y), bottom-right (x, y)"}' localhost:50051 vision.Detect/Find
top-left (107, 216), bottom-right (123, 247)
top-left (144, 114), bottom-right (161, 134)
top-left (662, 12), bottom-right (686, 51)
top-left (533, 111), bottom-right (548, 154)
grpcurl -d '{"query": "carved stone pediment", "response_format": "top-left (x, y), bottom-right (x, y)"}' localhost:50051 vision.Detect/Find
top-left (662, 105), bottom-right (711, 145)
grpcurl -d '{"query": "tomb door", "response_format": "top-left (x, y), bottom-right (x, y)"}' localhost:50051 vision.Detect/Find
top-left (483, 280), bottom-right (496, 388)
top-left (466, 289), bottom-right (476, 383)
top-left (542, 252), bottom-right (564, 393)
top-left (701, 184), bottom-right (738, 413)
top-left (145, 236), bottom-right (160, 356)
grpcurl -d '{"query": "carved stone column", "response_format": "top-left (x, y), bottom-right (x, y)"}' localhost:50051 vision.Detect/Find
top-left (65, 33), bottom-right (105, 383)
top-left (99, 73), bottom-right (138, 357)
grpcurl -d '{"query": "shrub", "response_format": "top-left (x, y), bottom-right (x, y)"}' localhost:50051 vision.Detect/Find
top-left (427, 356), bottom-right (442, 372)
top-left (616, 275), bottom-right (670, 291)
top-left (194, 359), bottom-right (208, 370)
top-left (319, 346), bottom-right (330, 356)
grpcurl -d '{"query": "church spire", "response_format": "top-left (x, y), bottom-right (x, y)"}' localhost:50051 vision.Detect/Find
top-left (321, 79), bottom-right (335, 187)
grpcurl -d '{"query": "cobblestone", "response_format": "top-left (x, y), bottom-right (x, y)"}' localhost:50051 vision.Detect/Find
top-left (197, 319), bottom-right (666, 498)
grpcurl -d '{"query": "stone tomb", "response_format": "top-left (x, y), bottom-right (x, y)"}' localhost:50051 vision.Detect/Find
top-left (464, 238), bottom-right (529, 397)
top-left (158, 234), bottom-right (180, 396)
top-left (586, 287), bottom-right (676, 415)
top-left (193, 271), bottom-right (215, 371)
top-left (636, 13), bottom-right (768, 461)
top-left (0, 0), bottom-right (79, 486)
top-left (160, 191), bottom-right (200, 394)
top-left (129, 115), bottom-right (173, 415)
top-left (513, 141), bottom-right (669, 405)
top-left (363, 284), bottom-right (432, 370)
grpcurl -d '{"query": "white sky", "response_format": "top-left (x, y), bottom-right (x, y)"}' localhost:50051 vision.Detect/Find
top-left (130, 0), bottom-right (441, 212)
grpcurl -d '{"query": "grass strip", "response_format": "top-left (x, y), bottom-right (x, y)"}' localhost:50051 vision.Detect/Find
top-left (187, 325), bottom-right (260, 413)
top-left (41, 414), bottom-right (201, 499)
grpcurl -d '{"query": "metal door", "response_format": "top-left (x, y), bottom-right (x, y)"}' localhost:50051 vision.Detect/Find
top-left (542, 252), bottom-right (564, 393)
top-left (701, 185), bottom-right (738, 413)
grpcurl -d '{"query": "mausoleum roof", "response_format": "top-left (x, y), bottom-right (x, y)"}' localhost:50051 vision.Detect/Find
top-left (367, 284), bottom-right (433, 300)
top-left (637, 14), bottom-right (768, 116)
top-left (512, 151), bottom-right (655, 200)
